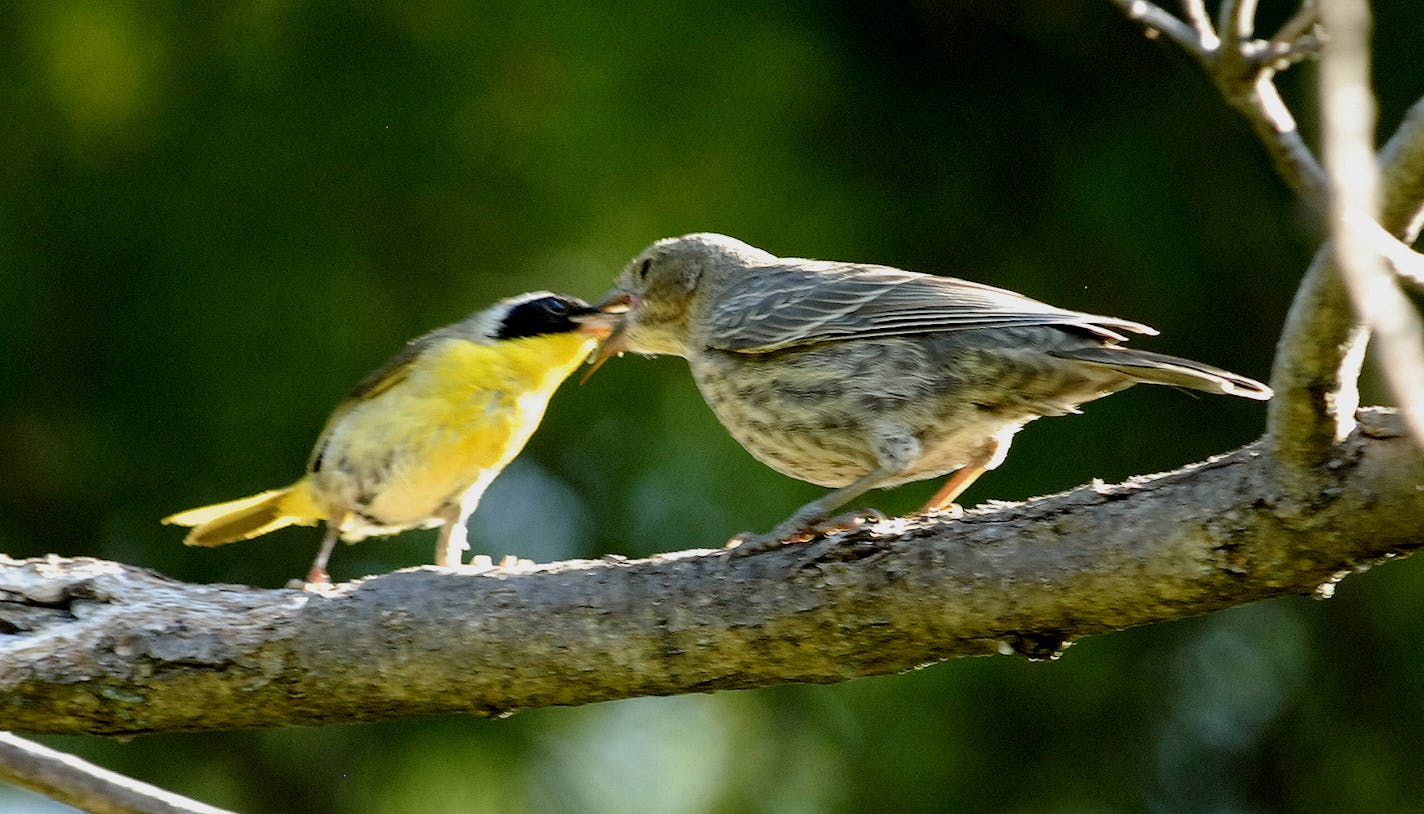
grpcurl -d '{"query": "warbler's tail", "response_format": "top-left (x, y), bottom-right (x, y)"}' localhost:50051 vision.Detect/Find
top-left (1057, 347), bottom-right (1273, 401)
top-left (163, 478), bottom-right (325, 547)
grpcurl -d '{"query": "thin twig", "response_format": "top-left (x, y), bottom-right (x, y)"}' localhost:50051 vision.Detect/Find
top-left (1273, 0), bottom-right (1320, 51)
top-left (1217, 0), bottom-right (1258, 44)
top-left (0, 732), bottom-right (234, 814)
top-left (1182, 0), bottom-right (1219, 46)
top-left (1252, 3), bottom-right (1322, 71)
top-left (1110, 0), bottom-right (1213, 58)
top-left (1110, 0), bottom-right (1329, 212)
top-left (1351, 215), bottom-right (1424, 290)
top-left (1248, 33), bottom-right (1322, 71)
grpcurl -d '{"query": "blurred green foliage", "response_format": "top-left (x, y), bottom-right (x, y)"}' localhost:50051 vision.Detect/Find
top-left (3, 1), bottom-right (1423, 812)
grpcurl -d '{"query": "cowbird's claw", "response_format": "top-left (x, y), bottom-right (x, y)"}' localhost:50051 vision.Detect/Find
top-left (816, 508), bottom-right (888, 531)
top-left (923, 502), bottom-right (965, 519)
top-left (724, 530), bottom-right (782, 556)
top-left (725, 507), bottom-right (887, 557)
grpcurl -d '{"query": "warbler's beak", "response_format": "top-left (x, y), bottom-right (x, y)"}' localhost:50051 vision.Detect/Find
top-left (570, 308), bottom-right (621, 340)
top-left (580, 292), bottom-right (638, 383)
top-left (596, 291), bottom-right (636, 315)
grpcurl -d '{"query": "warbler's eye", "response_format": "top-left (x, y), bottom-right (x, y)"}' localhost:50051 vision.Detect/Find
top-left (496, 294), bottom-right (589, 340)
top-left (636, 258), bottom-right (652, 282)
top-left (538, 296), bottom-right (571, 316)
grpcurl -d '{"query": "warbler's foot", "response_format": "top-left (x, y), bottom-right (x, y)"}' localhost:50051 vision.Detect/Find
top-left (923, 502), bottom-right (965, 519)
top-left (466, 554), bottom-right (536, 573)
top-left (287, 568), bottom-right (335, 592)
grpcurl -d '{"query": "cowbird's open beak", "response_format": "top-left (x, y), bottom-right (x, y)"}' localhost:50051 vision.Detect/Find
top-left (580, 292), bottom-right (637, 383)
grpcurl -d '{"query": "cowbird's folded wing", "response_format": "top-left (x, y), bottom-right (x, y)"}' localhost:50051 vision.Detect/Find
top-left (705, 260), bottom-right (1157, 353)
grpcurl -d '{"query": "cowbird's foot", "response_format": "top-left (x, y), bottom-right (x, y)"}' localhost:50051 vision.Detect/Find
top-left (725, 508), bottom-right (887, 556)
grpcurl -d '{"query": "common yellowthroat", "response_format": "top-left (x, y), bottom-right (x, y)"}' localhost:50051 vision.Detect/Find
top-left (165, 291), bottom-right (617, 584)
top-left (591, 233), bottom-right (1271, 551)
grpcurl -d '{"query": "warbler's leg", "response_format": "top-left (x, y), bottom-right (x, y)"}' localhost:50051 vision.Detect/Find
top-left (922, 433), bottom-right (1012, 513)
top-left (434, 504), bottom-right (472, 567)
top-left (305, 524), bottom-right (341, 587)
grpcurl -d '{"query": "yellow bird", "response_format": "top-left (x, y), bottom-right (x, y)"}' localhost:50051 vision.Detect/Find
top-left (164, 291), bottom-right (617, 585)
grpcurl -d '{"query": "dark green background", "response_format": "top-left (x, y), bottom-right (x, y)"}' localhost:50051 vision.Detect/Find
top-left (4, 2), bottom-right (1422, 811)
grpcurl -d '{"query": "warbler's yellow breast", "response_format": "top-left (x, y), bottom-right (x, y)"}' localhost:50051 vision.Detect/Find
top-left (310, 330), bottom-right (597, 533)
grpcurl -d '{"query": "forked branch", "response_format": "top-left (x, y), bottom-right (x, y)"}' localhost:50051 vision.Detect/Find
top-left (1112, 0), bottom-right (1327, 211)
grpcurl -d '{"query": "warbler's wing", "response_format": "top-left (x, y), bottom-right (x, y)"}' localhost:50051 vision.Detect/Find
top-left (705, 261), bottom-right (1157, 353)
top-left (304, 329), bottom-right (449, 472)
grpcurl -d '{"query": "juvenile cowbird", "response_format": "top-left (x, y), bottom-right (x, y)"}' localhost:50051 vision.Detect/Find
top-left (592, 233), bottom-right (1271, 550)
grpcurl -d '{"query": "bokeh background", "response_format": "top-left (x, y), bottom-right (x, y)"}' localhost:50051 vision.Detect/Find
top-left (4, 1), bottom-right (1423, 811)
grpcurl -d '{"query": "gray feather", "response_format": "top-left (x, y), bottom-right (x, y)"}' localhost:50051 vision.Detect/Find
top-left (1052, 346), bottom-right (1273, 400)
top-left (706, 260), bottom-right (1157, 353)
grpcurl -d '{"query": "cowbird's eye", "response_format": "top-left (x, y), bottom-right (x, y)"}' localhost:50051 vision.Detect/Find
top-left (636, 258), bottom-right (652, 282)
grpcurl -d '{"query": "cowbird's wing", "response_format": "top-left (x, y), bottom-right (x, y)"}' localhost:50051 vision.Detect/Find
top-left (705, 260), bottom-right (1156, 353)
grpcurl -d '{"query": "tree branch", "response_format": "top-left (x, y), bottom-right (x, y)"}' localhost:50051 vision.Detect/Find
top-left (1265, 246), bottom-right (1368, 485)
top-left (2, 410), bottom-right (1419, 736)
top-left (0, 732), bottom-right (234, 814)
top-left (1111, 0), bottom-right (1328, 216)
top-left (1316, 0), bottom-right (1424, 449)
top-left (1266, 1), bottom-right (1321, 69)
top-left (1268, 93), bottom-right (1424, 483)
top-left (4, 3), bottom-right (1417, 809)
top-left (1360, 215), bottom-right (1424, 290)
top-left (1111, 2), bottom-right (1424, 488)
top-left (1378, 97), bottom-right (1424, 240)
top-left (1112, 0), bottom-right (1212, 57)
top-left (1217, 0), bottom-right (1258, 47)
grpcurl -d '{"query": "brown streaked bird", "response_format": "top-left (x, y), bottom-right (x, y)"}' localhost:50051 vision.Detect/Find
top-left (590, 233), bottom-right (1271, 551)
top-left (165, 292), bottom-right (618, 585)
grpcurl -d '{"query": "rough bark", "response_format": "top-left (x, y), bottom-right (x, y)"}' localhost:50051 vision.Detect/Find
top-left (2, 409), bottom-right (1418, 736)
